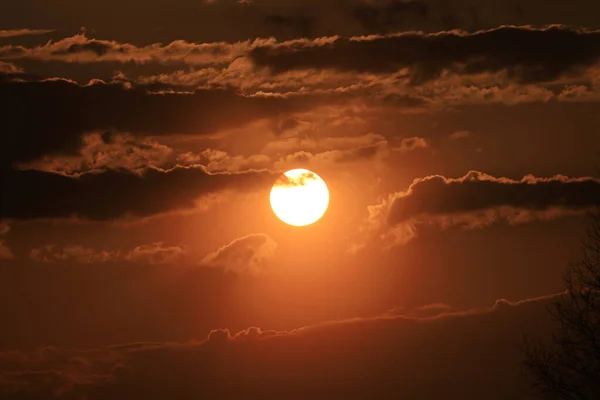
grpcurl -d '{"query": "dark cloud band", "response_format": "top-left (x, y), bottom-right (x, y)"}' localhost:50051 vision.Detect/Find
top-left (0, 78), bottom-right (311, 166)
top-left (386, 171), bottom-right (600, 225)
top-left (250, 25), bottom-right (600, 84)
top-left (1, 166), bottom-right (275, 221)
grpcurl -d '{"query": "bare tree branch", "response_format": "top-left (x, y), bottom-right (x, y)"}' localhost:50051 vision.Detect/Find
top-left (522, 209), bottom-right (600, 399)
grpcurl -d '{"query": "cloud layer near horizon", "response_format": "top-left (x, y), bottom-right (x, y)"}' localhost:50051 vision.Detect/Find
top-left (0, 291), bottom-right (561, 399)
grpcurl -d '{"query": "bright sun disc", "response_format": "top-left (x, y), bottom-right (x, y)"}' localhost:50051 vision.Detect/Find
top-left (270, 169), bottom-right (330, 227)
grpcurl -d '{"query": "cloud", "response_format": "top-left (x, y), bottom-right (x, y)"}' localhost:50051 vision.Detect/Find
top-left (250, 25), bottom-right (600, 84)
top-left (1, 166), bottom-right (276, 221)
top-left (177, 149), bottom-right (272, 173)
top-left (393, 136), bottom-right (428, 152)
top-left (123, 242), bottom-right (188, 265)
top-left (201, 233), bottom-right (277, 274)
top-left (268, 134), bottom-right (426, 169)
top-left (0, 33), bottom-right (268, 65)
top-left (0, 61), bottom-right (22, 73)
top-left (388, 171), bottom-right (600, 223)
top-left (6, 28), bottom-right (599, 108)
top-left (16, 132), bottom-right (177, 176)
top-left (29, 244), bottom-right (118, 264)
top-left (0, 291), bottom-right (562, 399)
top-left (364, 171), bottom-right (600, 247)
top-left (134, 60), bottom-right (360, 92)
top-left (274, 140), bottom-right (390, 169)
top-left (17, 131), bottom-right (273, 176)
top-left (0, 78), bottom-right (315, 167)
top-left (6, 38), bottom-right (595, 114)
top-left (205, 326), bottom-right (286, 343)
top-left (29, 242), bottom-right (187, 264)
top-left (132, 60), bottom-right (397, 98)
top-left (448, 130), bottom-right (471, 140)
top-left (262, 133), bottom-right (386, 155)
top-left (0, 29), bottom-right (53, 38)
top-left (99, 60), bottom-right (600, 108)
top-left (133, 56), bottom-right (418, 101)
top-left (4, 74), bottom-right (592, 179)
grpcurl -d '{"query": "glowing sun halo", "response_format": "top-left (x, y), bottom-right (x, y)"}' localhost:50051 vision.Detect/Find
top-left (270, 169), bottom-right (330, 226)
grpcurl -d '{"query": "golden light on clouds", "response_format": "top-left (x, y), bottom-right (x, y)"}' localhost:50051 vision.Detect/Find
top-left (270, 169), bottom-right (330, 227)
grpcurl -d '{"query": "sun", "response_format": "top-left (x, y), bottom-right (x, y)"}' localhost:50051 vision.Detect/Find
top-left (270, 169), bottom-right (330, 227)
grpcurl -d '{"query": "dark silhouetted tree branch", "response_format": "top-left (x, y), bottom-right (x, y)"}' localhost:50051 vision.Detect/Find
top-left (522, 210), bottom-right (600, 400)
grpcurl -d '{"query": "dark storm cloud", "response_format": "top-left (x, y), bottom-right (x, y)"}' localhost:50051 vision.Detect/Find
top-left (0, 292), bottom-right (560, 399)
top-left (0, 166), bottom-right (275, 221)
top-left (385, 171), bottom-right (600, 226)
top-left (0, 78), bottom-right (312, 166)
top-left (250, 25), bottom-right (600, 84)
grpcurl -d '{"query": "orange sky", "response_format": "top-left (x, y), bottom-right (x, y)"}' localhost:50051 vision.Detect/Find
top-left (1, 1), bottom-right (600, 398)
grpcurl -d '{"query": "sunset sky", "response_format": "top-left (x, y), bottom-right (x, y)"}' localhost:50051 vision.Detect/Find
top-left (2, 1), bottom-right (600, 398)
